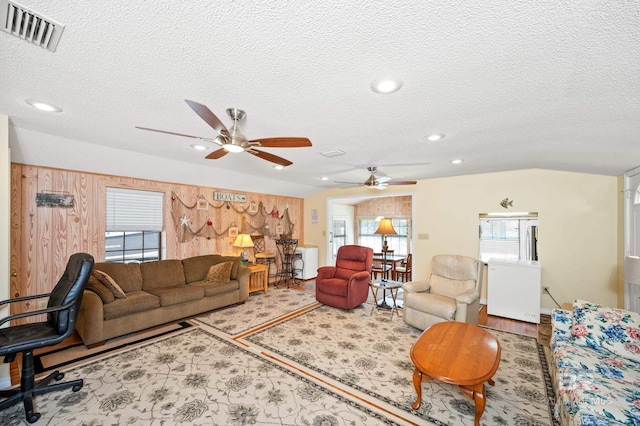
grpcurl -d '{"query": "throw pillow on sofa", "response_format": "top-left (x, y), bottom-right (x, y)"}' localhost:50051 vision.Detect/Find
top-left (93, 269), bottom-right (127, 299)
top-left (572, 299), bottom-right (640, 363)
top-left (86, 275), bottom-right (116, 304)
top-left (205, 261), bottom-right (233, 283)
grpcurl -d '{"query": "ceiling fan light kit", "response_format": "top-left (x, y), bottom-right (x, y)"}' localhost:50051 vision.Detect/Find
top-left (136, 100), bottom-right (312, 167)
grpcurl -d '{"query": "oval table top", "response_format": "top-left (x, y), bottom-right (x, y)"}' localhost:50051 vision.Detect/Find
top-left (410, 321), bottom-right (501, 387)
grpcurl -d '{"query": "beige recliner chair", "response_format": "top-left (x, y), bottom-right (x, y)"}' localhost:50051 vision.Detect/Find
top-left (402, 254), bottom-right (484, 330)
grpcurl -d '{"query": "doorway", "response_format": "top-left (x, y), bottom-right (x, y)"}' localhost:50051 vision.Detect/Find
top-left (325, 193), bottom-right (415, 266)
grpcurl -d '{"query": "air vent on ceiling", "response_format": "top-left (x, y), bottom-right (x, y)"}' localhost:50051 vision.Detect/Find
top-left (0, 0), bottom-right (64, 52)
top-left (320, 149), bottom-right (346, 158)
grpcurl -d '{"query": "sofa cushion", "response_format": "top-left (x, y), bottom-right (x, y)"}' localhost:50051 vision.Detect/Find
top-left (405, 292), bottom-right (457, 320)
top-left (86, 275), bottom-right (116, 304)
top-left (140, 259), bottom-right (186, 290)
top-left (216, 256), bottom-right (241, 280)
top-left (188, 280), bottom-right (239, 297)
top-left (92, 262), bottom-right (143, 293)
top-left (93, 269), bottom-right (127, 299)
top-left (572, 299), bottom-right (640, 363)
top-left (147, 285), bottom-right (204, 307)
top-left (316, 278), bottom-right (349, 296)
top-left (205, 261), bottom-right (233, 283)
top-left (182, 255), bottom-right (218, 283)
top-left (103, 291), bottom-right (160, 321)
top-left (429, 274), bottom-right (476, 300)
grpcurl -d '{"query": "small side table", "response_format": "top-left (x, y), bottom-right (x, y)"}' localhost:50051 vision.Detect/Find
top-left (369, 279), bottom-right (403, 319)
top-left (246, 264), bottom-right (269, 295)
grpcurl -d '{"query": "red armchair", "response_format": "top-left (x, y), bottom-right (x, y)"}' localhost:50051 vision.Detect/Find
top-left (316, 245), bottom-right (373, 309)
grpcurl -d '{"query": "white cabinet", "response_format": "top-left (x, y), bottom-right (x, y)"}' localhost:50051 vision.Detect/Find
top-left (295, 246), bottom-right (318, 280)
top-left (487, 260), bottom-right (541, 324)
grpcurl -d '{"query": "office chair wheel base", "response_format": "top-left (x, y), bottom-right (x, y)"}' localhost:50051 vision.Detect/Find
top-left (27, 413), bottom-right (41, 423)
top-left (72, 384), bottom-right (83, 392)
top-left (55, 372), bottom-right (64, 381)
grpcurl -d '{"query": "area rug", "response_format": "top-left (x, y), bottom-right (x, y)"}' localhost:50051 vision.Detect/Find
top-left (0, 327), bottom-right (403, 426)
top-left (242, 304), bottom-right (557, 426)
top-left (195, 286), bottom-right (319, 336)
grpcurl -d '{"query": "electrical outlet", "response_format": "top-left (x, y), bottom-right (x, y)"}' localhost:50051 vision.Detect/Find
top-left (543, 286), bottom-right (550, 293)
top-left (37, 299), bottom-right (48, 309)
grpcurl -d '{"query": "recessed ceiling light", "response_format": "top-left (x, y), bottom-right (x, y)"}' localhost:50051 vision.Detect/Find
top-left (25, 99), bottom-right (62, 112)
top-left (371, 77), bottom-right (402, 94)
top-left (273, 165), bottom-right (284, 170)
top-left (450, 159), bottom-right (464, 164)
top-left (190, 144), bottom-right (209, 151)
top-left (321, 176), bottom-right (329, 181)
top-left (425, 133), bottom-right (445, 142)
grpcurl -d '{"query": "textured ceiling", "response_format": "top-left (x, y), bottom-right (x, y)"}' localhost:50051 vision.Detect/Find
top-left (1, 0), bottom-right (639, 197)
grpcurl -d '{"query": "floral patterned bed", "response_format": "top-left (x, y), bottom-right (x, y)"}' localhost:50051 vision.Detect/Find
top-left (550, 300), bottom-right (640, 425)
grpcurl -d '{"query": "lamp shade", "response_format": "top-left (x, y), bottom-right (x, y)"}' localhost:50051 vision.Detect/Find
top-left (233, 234), bottom-right (254, 248)
top-left (374, 218), bottom-right (397, 235)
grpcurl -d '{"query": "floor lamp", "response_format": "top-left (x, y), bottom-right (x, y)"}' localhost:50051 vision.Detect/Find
top-left (374, 218), bottom-right (397, 308)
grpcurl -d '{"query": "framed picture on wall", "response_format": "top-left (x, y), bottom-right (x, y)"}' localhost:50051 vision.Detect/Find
top-left (196, 198), bottom-right (208, 210)
top-left (248, 202), bottom-right (258, 214)
top-left (275, 224), bottom-right (284, 235)
top-left (228, 226), bottom-right (238, 238)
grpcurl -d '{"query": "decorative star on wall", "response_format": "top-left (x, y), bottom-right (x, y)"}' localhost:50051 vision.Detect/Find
top-left (179, 215), bottom-right (190, 227)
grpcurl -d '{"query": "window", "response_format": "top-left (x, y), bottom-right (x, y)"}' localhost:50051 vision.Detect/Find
top-left (479, 214), bottom-right (538, 262)
top-left (358, 218), bottom-right (409, 255)
top-left (106, 188), bottom-right (164, 263)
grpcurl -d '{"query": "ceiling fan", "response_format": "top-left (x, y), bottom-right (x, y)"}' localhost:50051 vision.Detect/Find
top-left (335, 167), bottom-right (417, 190)
top-left (136, 100), bottom-right (312, 167)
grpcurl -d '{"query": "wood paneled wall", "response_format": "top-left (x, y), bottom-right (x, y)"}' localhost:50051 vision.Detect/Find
top-left (9, 163), bottom-right (303, 319)
top-left (354, 195), bottom-right (412, 218)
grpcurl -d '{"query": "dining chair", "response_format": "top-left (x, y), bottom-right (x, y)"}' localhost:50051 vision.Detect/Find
top-left (393, 253), bottom-right (412, 282)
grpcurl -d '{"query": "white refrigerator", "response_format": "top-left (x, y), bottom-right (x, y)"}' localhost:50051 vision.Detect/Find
top-left (295, 245), bottom-right (318, 280)
top-left (487, 260), bottom-right (541, 323)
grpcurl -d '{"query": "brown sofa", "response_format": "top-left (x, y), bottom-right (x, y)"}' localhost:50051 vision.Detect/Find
top-left (75, 255), bottom-right (250, 347)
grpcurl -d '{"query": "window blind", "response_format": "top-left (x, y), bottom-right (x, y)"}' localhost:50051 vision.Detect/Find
top-left (106, 188), bottom-right (164, 232)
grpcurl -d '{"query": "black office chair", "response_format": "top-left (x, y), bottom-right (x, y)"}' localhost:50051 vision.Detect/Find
top-left (0, 253), bottom-right (94, 423)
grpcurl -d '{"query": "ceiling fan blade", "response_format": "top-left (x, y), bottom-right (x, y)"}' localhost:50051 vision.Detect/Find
top-left (334, 181), bottom-right (364, 185)
top-left (386, 180), bottom-right (417, 185)
top-left (185, 100), bottom-right (228, 134)
top-left (135, 126), bottom-right (217, 142)
top-left (247, 149), bottom-right (293, 167)
top-left (249, 137), bottom-right (312, 148)
top-left (205, 148), bottom-right (229, 159)
top-left (376, 176), bottom-right (392, 183)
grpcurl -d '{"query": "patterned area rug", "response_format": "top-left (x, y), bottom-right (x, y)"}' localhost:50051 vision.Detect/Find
top-left (1, 290), bottom-right (556, 425)
top-left (196, 287), bottom-right (319, 336)
top-left (242, 304), bottom-right (557, 426)
top-left (0, 327), bottom-right (398, 425)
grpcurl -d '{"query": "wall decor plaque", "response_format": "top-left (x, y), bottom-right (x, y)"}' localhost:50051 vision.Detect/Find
top-left (36, 191), bottom-right (75, 208)
top-left (214, 191), bottom-right (247, 203)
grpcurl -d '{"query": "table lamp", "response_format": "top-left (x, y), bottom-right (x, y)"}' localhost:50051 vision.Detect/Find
top-left (233, 234), bottom-right (254, 262)
top-left (374, 218), bottom-right (397, 282)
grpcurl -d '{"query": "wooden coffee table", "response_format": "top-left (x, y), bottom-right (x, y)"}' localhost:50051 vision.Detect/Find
top-left (410, 322), bottom-right (501, 426)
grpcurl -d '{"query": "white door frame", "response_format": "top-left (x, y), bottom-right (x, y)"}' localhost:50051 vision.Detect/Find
top-left (325, 192), bottom-right (416, 266)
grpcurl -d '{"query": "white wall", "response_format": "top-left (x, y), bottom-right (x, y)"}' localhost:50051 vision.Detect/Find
top-left (0, 115), bottom-right (10, 387)
top-left (305, 169), bottom-right (621, 311)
